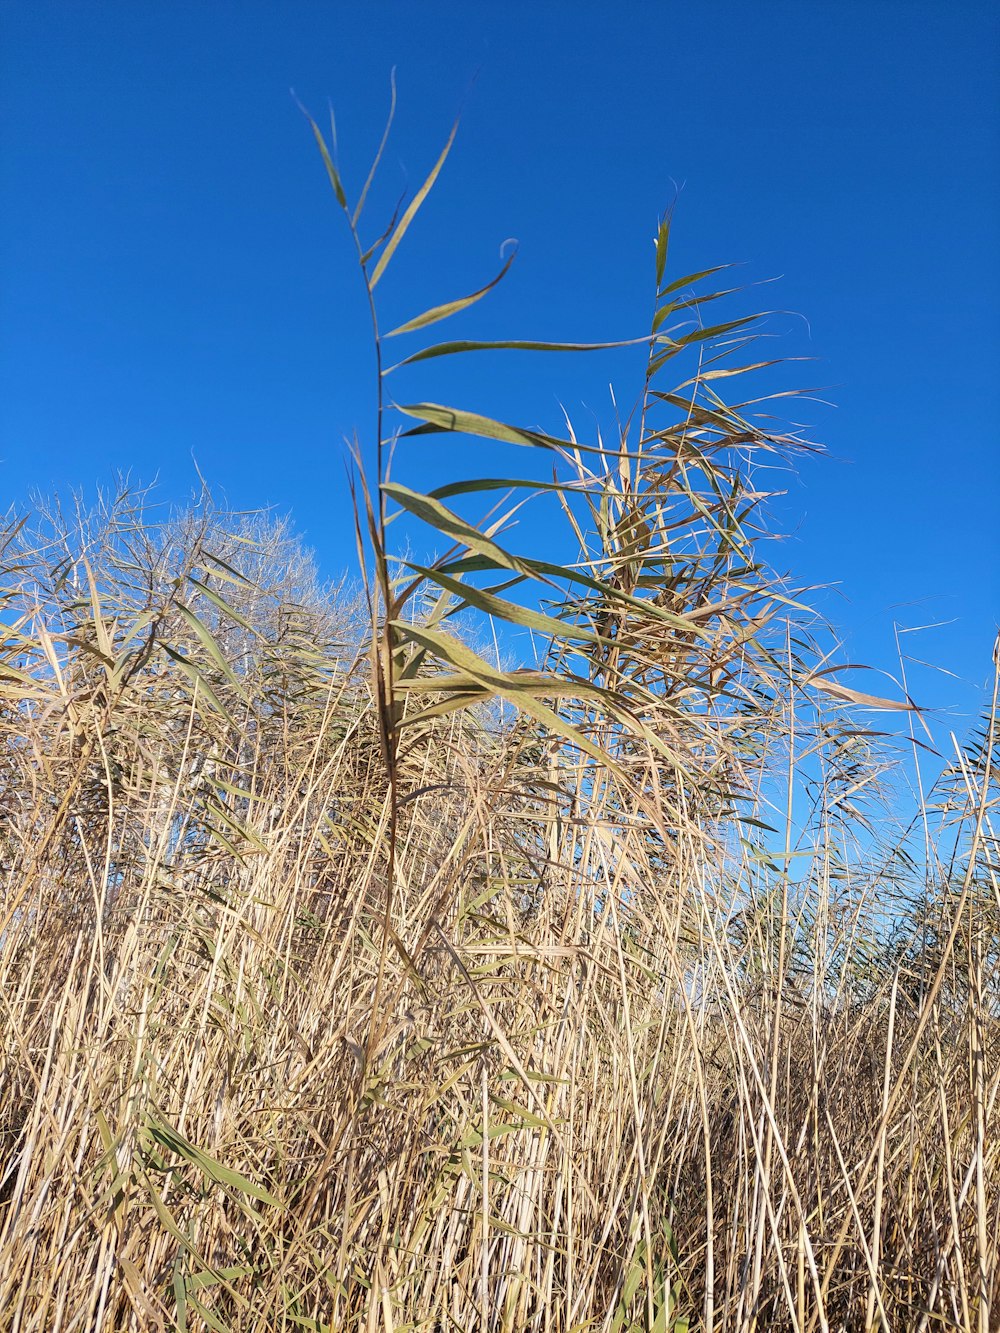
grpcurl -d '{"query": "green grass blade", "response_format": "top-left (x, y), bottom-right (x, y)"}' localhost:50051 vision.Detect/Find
top-left (390, 620), bottom-right (617, 767)
top-left (403, 561), bottom-right (605, 645)
top-left (146, 1112), bottom-right (280, 1207)
top-left (174, 602), bottom-right (246, 692)
top-left (385, 333), bottom-right (654, 373)
top-left (301, 110), bottom-right (347, 210)
top-left (655, 215), bottom-right (670, 289)
top-left (383, 481), bottom-right (543, 583)
top-left (370, 119), bottom-right (458, 288)
top-left (396, 402), bottom-right (611, 456)
top-left (384, 248), bottom-right (516, 337)
top-left (187, 576), bottom-right (260, 635)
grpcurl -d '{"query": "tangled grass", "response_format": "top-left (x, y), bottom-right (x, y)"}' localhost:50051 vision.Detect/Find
top-left (0, 103), bottom-right (997, 1332)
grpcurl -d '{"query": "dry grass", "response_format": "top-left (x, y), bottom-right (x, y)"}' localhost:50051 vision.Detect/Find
top-left (1, 109), bottom-right (997, 1332)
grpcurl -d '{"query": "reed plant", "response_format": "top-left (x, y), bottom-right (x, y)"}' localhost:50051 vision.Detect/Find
top-left (0, 101), bottom-right (997, 1332)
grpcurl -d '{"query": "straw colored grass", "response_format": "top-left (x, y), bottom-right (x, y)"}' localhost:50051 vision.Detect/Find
top-left (0, 106), bottom-right (997, 1332)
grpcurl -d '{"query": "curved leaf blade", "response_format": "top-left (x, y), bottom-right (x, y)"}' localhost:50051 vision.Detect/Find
top-left (385, 333), bottom-right (654, 373)
top-left (384, 248), bottom-right (517, 338)
top-left (395, 402), bottom-right (612, 457)
top-left (404, 561), bottom-right (605, 645)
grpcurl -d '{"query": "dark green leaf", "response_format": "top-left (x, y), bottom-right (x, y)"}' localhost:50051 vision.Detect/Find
top-left (386, 333), bottom-right (653, 373)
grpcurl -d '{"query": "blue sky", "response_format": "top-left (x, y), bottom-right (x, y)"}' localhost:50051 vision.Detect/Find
top-left (2, 2), bottom-right (997, 740)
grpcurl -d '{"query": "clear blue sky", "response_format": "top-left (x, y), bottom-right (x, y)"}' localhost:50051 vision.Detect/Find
top-left (2, 2), bottom-right (997, 736)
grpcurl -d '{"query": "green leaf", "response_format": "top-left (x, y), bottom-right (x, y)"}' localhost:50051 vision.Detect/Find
top-left (173, 1263), bottom-right (189, 1333)
top-left (188, 1267), bottom-right (255, 1293)
top-left (395, 670), bottom-right (596, 701)
top-left (184, 1293), bottom-right (229, 1333)
top-left (654, 216), bottom-right (670, 289)
top-left (303, 110), bottom-right (347, 210)
top-left (384, 247), bottom-right (517, 337)
top-left (430, 475), bottom-right (587, 501)
top-left (403, 561), bottom-right (604, 645)
top-left (489, 1095), bottom-right (550, 1128)
top-left (370, 119), bottom-right (458, 288)
top-left (458, 1122), bottom-right (528, 1148)
top-left (676, 313), bottom-right (758, 347)
top-left (187, 576), bottom-right (259, 635)
top-left (652, 303), bottom-right (678, 334)
top-left (359, 202), bottom-right (404, 268)
top-left (389, 621), bottom-right (617, 768)
top-left (146, 1111), bottom-right (279, 1207)
top-left (382, 482), bottom-right (542, 582)
top-left (161, 646), bottom-right (240, 728)
top-left (174, 603), bottom-right (245, 694)
top-left (352, 68), bottom-right (396, 227)
top-left (659, 262), bottom-right (731, 297)
top-left (396, 401), bottom-right (610, 457)
top-left (198, 549), bottom-right (255, 588)
top-left (281, 1314), bottom-right (334, 1333)
top-left (385, 333), bottom-right (653, 373)
top-left (431, 544), bottom-right (713, 641)
top-left (138, 1165), bottom-right (202, 1257)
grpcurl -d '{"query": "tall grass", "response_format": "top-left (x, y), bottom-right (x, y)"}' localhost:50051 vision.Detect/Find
top-left (0, 104), bottom-right (997, 1332)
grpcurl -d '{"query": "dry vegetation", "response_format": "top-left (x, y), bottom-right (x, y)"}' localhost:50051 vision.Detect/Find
top-left (1, 106), bottom-right (997, 1332)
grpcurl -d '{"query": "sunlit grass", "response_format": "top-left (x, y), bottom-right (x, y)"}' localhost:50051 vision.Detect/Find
top-left (0, 105), bottom-right (997, 1332)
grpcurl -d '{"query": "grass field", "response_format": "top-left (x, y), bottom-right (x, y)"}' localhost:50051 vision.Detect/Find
top-left (1, 111), bottom-right (997, 1332)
